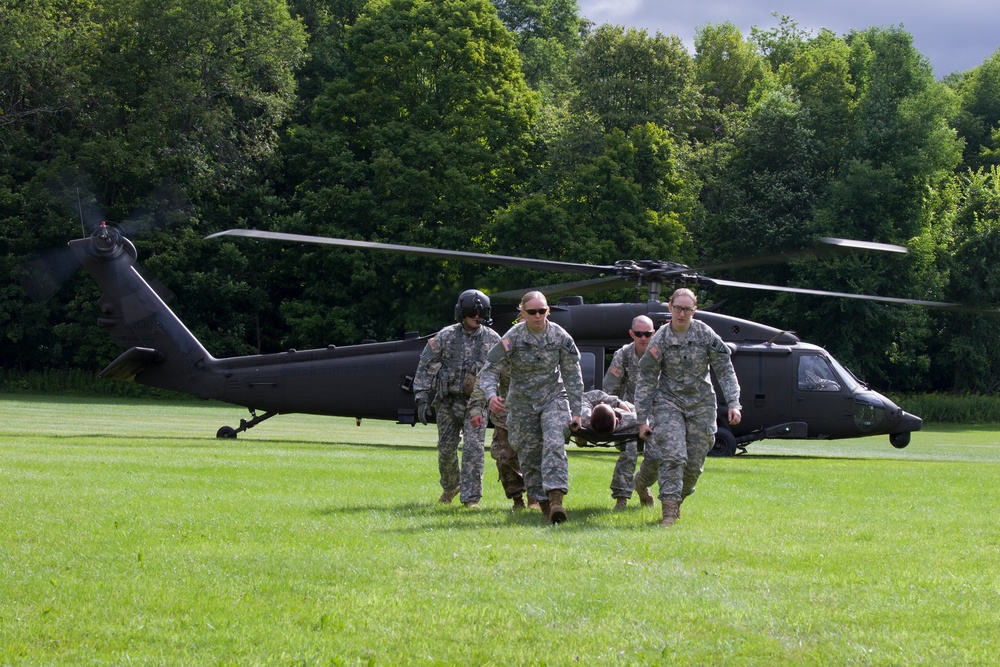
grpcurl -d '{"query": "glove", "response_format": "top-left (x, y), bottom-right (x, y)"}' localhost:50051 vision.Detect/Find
top-left (416, 399), bottom-right (430, 425)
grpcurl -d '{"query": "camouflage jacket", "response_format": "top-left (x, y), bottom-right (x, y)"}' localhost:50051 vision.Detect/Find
top-left (413, 323), bottom-right (501, 405)
top-left (603, 341), bottom-right (642, 403)
top-left (634, 319), bottom-right (742, 422)
top-left (479, 321), bottom-right (584, 416)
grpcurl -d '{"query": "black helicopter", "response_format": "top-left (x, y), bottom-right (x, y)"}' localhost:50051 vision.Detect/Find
top-left (63, 222), bottom-right (972, 456)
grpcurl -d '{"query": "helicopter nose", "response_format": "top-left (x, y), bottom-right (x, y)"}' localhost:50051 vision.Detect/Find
top-left (896, 410), bottom-right (922, 432)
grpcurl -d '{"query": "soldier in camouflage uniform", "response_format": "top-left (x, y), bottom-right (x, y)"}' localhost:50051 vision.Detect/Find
top-left (603, 315), bottom-right (655, 510)
top-left (479, 291), bottom-right (584, 524)
top-left (413, 290), bottom-right (501, 508)
top-left (468, 361), bottom-right (529, 510)
top-left (634, 289), bottom-right (742, 527)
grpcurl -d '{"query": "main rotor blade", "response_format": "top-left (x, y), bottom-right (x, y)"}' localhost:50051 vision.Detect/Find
top-left (818, 237), bottom-right (908, 253)
top-left (694, 237), bottom-right (908, 273)
top-left (207, 229), bottom-right (614, 276)
top-left (703, 277), bottom-right (999, 313)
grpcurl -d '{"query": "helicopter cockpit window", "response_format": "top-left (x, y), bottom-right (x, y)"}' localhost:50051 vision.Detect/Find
top-left (798, 355), bottom-right (841, 392)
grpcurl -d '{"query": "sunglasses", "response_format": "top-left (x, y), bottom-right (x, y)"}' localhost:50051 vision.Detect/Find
top-left (523, 308), bottom-right (548, 316)
top-left (632, 331), bottom-right (653, 338)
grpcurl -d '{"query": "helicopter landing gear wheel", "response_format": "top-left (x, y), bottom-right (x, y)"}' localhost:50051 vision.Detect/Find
top-left (709, 428), bottom-right (738, 457)
top-left (889, 432), bottom-right (911, 449)
top-left (217, 425), bottom-right (238, 439)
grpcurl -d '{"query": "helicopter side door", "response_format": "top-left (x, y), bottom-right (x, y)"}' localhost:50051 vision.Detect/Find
top-left (727, 345), bottom-right (794, 437)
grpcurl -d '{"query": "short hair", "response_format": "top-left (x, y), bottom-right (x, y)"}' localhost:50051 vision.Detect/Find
top-left (590, 404), bottom-right (617, 436)
top-left (670, 287), bottom-right (697, 305)
top-left (631, 315), bottom-right (654, 330)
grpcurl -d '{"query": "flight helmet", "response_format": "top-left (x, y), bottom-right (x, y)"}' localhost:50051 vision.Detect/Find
top-left (455, 289), bottom-right (492, 325)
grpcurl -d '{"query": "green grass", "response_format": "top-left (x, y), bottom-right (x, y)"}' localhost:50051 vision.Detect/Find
top-left (1, 393), bottom-right (998, 666)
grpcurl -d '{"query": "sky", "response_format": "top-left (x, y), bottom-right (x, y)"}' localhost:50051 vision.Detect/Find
top-left (576, 0), bottom-right (1000, 78)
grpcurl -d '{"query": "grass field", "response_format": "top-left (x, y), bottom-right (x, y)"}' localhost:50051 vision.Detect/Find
top-left (1, 393), bottom-right (998, 666)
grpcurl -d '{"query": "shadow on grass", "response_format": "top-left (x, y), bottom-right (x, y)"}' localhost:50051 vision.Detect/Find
top-left (315, 500), bottom-right (661, 532)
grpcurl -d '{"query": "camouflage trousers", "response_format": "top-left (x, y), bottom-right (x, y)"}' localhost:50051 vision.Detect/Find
top-left (610, 439), bottom-right (639, 499)
top-left (507, 398), bottom-right (570, 503)
top-left (435, 394), bottom-right (487, 503)
top-left (634, 403), bottom-right (716, 502)
top-left (489, 425), bottom-right (526, 498)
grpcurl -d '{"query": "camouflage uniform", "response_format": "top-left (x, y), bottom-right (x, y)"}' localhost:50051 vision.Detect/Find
top-left (633, 319), bottom-right (741, 503)
top-left (413, 322), bottom-right (501, 503)
top-left (603, 343), bottom-right (643, 500)
top-left (468, 362), bottom-right (525, 499)
top-left (479, 321), bottom-right (583, 505)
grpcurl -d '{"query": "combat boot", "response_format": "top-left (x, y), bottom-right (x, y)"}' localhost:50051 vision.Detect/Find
top-left (438, 487), bottom-right (459, 504)
top-left (635, 480), bottom-right (654, 508)
top-left (511, 495), bottom-right (526, 511)
top-left (660, 500), bottom-right (681, 527)
top-left (547, 490), bottom-right (567, 524)
top-left (613, 497), bottom-right (628, 512)
top-left (538, 499), bottom-right (550, 520)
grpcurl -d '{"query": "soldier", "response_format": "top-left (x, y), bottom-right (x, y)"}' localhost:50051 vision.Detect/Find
top-left (603, 315), bottom-right (655, 510)
top-left (413, 289), bottom-right (501, 508)
top-left (634, 288), bottom-right (742, 527)
top-left (468, 361), bottom-right (531, 511)
top-left (478, 291), bottom-right (583, 524)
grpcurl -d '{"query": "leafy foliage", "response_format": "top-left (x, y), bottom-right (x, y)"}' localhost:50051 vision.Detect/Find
top-left (3, 4), bottom-right (1000, 393)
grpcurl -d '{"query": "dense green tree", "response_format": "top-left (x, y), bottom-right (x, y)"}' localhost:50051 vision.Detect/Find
top-left (490, 0), bottom-right (582, 97)
top-left (694, 22), bottom-right (772, 118)
top-left (706, 86), bottom-right (820, 262)
top-left (287, 0), bottom-right (369, 109)
top-left (777, 30), bottom-right (856, 174)
top-left (489, 122), bottom-right (695, 299)
top-left (689, 22), bottom-right (772, 238)
top-left (572, 25), bottom-right (700, 135)
top-left (279, 0), bottom-right (539, 343)
top-left (933, 169), bottom-right (1000, 391)
top-left (750, 14), bottom-right (810, 72)
top-left (1, 0), bottom-right (308, 369)
top-left (788, 27), bottom-right (960, 388)
top-left (92, 0), bottom-right (307, 195)
top-left (950, 48), bottom-right (1000, 171)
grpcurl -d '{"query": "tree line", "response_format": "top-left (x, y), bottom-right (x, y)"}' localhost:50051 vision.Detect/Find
top-left (3, 0), bottom-right (1000, 394)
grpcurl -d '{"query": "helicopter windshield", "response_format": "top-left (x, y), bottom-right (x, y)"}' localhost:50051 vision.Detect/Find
top-left (825, 354), bottom-right (862, 392)
top-left (797, 355), bottom-right (842, 392)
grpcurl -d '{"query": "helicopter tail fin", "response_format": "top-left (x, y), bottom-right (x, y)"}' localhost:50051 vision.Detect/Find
top-left (69, 228), bottom-right (218, 396)
top-left (99, 347), bottom-right (167, 380)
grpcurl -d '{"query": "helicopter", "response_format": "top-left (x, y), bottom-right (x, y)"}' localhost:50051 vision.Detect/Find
top-left (63, 222), bottom-right (980, 456)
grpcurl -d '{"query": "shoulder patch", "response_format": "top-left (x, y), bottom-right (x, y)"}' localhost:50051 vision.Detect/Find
top-left (501, 337), bottom-right (512, 352)
top-left (711, 338), bottom-right (729, 354)
top-left (427, 337), bottom-right (439, 351)
top-left (608, 365), bottom-right (623, 378)
top-left (648, 345), bottom-right (661, 360)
